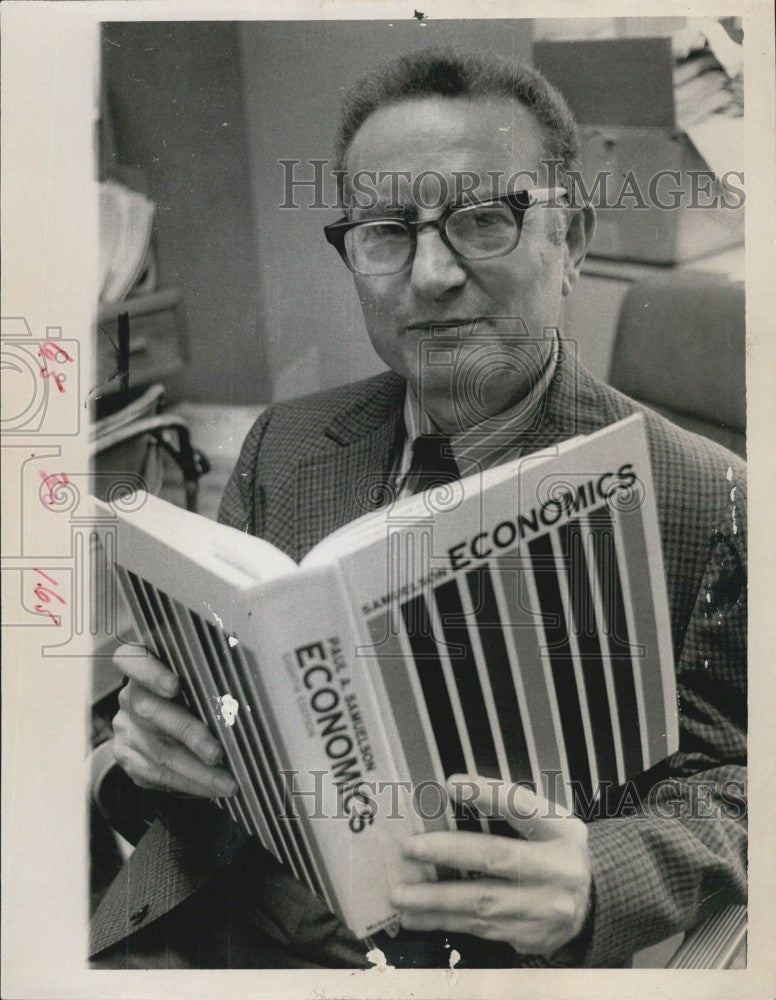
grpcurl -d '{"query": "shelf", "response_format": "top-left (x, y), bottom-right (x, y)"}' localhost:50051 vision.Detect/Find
top-left (94, 288), bottom-right (186, 397)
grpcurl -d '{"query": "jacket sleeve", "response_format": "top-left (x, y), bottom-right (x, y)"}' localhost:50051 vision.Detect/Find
top-left (575, 467), bottom-right (747, 967)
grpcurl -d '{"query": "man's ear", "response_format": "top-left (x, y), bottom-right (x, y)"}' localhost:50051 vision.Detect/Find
top-left (561, 205), bottom-right (596, 296)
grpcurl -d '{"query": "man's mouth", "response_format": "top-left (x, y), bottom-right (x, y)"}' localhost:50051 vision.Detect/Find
top-left (405, 317), bottom-right (487, 333)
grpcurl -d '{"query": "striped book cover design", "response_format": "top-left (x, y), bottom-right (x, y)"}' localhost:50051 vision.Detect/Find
top-left (365, 501), bottom-right (672, 818)
top-left (114, 565), bottom-right (339, 912)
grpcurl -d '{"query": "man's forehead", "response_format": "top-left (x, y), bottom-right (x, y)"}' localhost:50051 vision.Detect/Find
top-left (342, 95), bottom-right (548, 201)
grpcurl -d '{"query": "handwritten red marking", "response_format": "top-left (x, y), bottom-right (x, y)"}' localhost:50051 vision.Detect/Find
top-left (34, 605), bottom-right (61, 625)
top-left (38, 342), bottom-right (74, 364)
top-left (38, 342), bottom-right (73, 393)
top-left (39, 470), bottom-right (69, 506)
top-left (32, 569), bottom-right (65, 626)
top-left (39, 366), bottom-right (67, 393)
top-left (34, 582), bottom-right (65, 605)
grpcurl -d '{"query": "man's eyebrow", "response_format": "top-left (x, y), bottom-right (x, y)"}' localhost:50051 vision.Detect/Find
top-left (351, 198), bottom-right (416, 219)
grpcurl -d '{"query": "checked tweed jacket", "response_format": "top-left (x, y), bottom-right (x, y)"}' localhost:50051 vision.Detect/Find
top-left (90, 351), bottom-right (747, 968)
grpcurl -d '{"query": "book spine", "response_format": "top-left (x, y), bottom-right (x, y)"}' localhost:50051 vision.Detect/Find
top-left (237, 568), bottom-right (425, 939)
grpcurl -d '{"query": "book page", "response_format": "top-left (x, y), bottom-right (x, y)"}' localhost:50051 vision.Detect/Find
top-left (96, 491), bottom-right (300, 584)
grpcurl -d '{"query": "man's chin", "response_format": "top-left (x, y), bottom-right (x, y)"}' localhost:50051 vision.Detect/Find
top-left (409, 360), bottom-right (544, 432)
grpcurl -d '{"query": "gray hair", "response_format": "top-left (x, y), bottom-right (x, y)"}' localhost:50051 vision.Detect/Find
top-left (334, 47), bottom-right (581, 197)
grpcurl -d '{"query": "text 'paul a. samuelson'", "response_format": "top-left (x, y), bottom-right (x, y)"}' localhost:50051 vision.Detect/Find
top-left (294, 638), bottom-right (377, 832)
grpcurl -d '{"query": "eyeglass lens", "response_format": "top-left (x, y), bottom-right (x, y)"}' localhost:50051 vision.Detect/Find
top-left (343, 202), bottom-right (520, 275)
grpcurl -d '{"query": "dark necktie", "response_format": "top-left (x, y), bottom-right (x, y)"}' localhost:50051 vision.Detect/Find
top-left (406, 434), bottom-right (460, 495)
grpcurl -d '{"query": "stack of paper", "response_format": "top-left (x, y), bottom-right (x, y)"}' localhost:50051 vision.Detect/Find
top-left (99, 179), bottom-right (156, 304)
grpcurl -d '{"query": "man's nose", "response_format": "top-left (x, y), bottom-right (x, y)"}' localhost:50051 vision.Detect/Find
top-left (409, 227), bottom-right (467, 299)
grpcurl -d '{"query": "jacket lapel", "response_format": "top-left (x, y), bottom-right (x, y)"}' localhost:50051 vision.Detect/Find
top-left (525, 340), bottom-right (616, 451)
top-left (284, 375), bottom-right (406, 560)
top-left (89, 806), bottom-right (244, 958)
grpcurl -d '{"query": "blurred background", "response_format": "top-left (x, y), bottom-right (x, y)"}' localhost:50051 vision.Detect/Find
top-left (98, 17), bottom-right (744, 410)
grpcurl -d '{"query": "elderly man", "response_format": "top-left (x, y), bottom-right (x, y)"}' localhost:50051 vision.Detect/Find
top-left (91, 49), bottom-right (746, 969)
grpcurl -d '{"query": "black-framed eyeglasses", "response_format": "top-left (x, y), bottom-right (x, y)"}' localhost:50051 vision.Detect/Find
top-left (323, 188), bottom-right (566, 276)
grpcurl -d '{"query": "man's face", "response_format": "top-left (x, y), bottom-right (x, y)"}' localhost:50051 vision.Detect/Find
top-left (344, 96), bottom-right (588, 432)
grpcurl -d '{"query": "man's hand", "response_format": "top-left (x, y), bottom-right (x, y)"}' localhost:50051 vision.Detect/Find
top-left (390, 774), bottom-right (592, 957)
top-left (111, 644), bottom-right (238, 799)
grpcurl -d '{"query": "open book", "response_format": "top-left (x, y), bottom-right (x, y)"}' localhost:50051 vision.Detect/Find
top-left (95, 412), bottom-right (677, 939)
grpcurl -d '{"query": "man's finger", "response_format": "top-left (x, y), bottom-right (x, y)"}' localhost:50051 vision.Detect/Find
top-left (161, 742), bottom-right (237, 797)
top-left (447, 773), bottom-right (574, 841)
top-left (122, 724), bottom-right (237, 797)
top-left (397, 908), bottom-right (546, 952)
top-left (121, 683), bottom-right (223, 765)
top-left (113, 644), bottom-right (179, 699)
top-left (403, 830), bottom-right (525, 880)
top-left (391, 877), bottom-right (546, 921)
top-left (402, 829), bottom-right (576, 883)
top-left (115, 743), bottom-right (237, 798)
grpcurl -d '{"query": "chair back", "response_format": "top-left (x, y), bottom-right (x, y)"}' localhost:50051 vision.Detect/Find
top-left (609, 273), bottom-right (745, 457)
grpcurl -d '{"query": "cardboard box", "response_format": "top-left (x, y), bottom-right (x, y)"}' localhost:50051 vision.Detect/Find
top-left (534, 38), bottom-right (744, 264)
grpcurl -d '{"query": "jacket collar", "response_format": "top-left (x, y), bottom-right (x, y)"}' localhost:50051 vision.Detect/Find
top-left (317, 343), bottom-right (611, 456)
top-left (539, 341), bottom-right (618, 443)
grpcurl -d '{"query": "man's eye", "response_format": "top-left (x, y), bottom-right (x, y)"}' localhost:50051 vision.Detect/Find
top-left (357, 223), bottom-right (406, 242)
top-left (470, 210), bottom-right (503, 228)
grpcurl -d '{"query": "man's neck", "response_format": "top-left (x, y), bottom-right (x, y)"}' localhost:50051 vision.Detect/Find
top-left (406, 331), bottom-right (558, 435)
